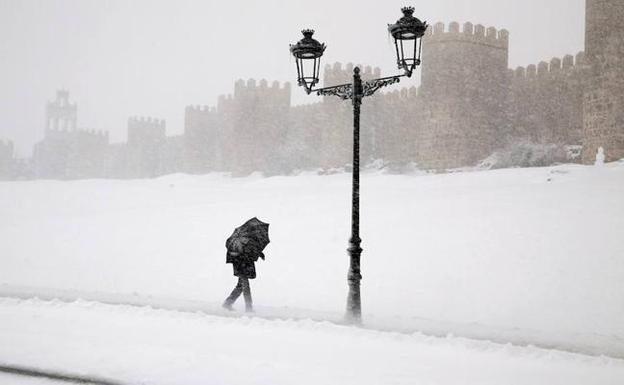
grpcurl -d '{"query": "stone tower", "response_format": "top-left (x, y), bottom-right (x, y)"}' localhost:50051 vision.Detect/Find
top-left (126, 116), bottom-right (166, 177)
top-left (582, 0), bottom-right (624, 163)
top-left (418, 22), bottom-right (510, 169)
top-left (218, 79), bottom-right (291, 175)
top-left (46, 90), bottom-right (77, 132)
top-left (35, 91), bottom-right (109, 179)
top-left (585, 0), bottom-right (624, 60)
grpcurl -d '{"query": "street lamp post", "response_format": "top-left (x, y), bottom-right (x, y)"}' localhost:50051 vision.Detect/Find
top-left (290, 7), bottom-right (427, 323)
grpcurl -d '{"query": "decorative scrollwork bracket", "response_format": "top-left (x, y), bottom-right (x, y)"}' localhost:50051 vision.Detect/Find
top-left (362, 76), bottom-right (402, 97)
top-left (313, 74), bottom-right (404, 101)
top-left (316, 84), bottom-right (353, 100)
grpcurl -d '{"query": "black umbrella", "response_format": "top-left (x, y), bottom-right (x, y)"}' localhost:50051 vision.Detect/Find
top-left (225, 217), bottom-right (270, 263)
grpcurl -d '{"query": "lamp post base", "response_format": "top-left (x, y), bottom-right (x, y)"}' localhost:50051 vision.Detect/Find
top-left (346, 237), bottom-right (363, 324)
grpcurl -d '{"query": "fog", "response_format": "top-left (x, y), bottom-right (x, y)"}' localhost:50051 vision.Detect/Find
top-left (0, 0), bottom-right (584, 156)
top-left (4, 2), bottom-right (624, 378)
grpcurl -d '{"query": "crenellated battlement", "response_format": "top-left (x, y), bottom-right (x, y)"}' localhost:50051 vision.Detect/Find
top-left (127, 116), bottom-right (166, 147)
top-left (424, 21), bottom-right (509, 50)
top-left (512, 51), bottom-right (586, 81)
top-left (128, 116), bottom-right (166, 129)
top-left (382, 86), bottom-right (419, 102)
top-left (80, 129), bottom-right (108, 138)
top-left (218, 94), bottom-right (234, 103)
top-left (185, 105), bottom-right (217, 114)
top-left (323, 62), bottom-right (382, 80)
top-left (321, 62), bottom-right (382, 103)
top-left (212, 78), bottom-right (292, 115)
top-left (233, 78), bottom-right (291, 97)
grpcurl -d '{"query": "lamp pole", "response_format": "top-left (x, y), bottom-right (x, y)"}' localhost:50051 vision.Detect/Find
top-left (347, 68), bottom-right (363, 321)
top-left (290, 7), bottom-right (427, 324)
top-left (315, 71), bottom-right (405, 323)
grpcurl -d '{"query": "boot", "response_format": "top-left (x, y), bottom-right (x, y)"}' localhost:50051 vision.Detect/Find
top-left (222, 300), bottom-right (235, 311)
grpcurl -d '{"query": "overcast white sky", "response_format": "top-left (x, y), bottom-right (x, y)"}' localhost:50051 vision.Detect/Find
top-left (0, 0), bottom-right (585, 156)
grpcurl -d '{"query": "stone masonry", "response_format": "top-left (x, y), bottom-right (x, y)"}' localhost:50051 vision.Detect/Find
top-left (582, 0), bottom-right (624, 163)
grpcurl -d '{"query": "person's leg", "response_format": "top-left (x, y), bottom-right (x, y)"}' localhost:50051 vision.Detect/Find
top-left (223, 277), bottom-right (243, 309)
top-left (241, 277), bottom-right (253, 312)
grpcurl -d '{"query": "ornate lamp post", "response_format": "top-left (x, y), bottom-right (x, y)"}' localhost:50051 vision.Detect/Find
top-left (290, 7), bottom-right (427, 323)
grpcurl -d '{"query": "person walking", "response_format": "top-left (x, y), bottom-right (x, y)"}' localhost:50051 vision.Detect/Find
top-left (222, 218), bottom-right (270, 312)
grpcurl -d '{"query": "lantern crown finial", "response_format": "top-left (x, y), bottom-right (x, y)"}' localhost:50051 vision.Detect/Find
top-left (290, 28), bottom-right (326, 59)
top-left (401, 6), bottom-right (415, 16)
top-left (388, 6), bottom-right (428, 40)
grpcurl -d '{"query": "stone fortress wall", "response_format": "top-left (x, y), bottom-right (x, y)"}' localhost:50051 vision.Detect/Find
top-left (509, 52), bottom-right (586, 148)
top-left (182, 16), bottom-right (601, 174)
top-left (582, 0), bottom-right (624, 163)
top-left (1, 0), bottom-right (622, 179)
top-left (125, 116), bottom-right (167, 178)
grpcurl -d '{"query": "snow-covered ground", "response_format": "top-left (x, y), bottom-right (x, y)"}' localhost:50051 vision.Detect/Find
top-left (1, 162), bottom-right (623, 365)
top-left (1, 297), bottom-right (623, 385)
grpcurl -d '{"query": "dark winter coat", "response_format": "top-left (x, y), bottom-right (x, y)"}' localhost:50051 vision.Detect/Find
top-left (232, 259), bottom-right (256, 279)
top-left (226, 249), bottom-right (262, 279)
top-left (226, 232), bottom-right (266, 279)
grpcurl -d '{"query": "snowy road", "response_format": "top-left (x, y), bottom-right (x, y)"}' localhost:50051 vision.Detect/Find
top-left (1, 297), bottom-right (623, 385)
